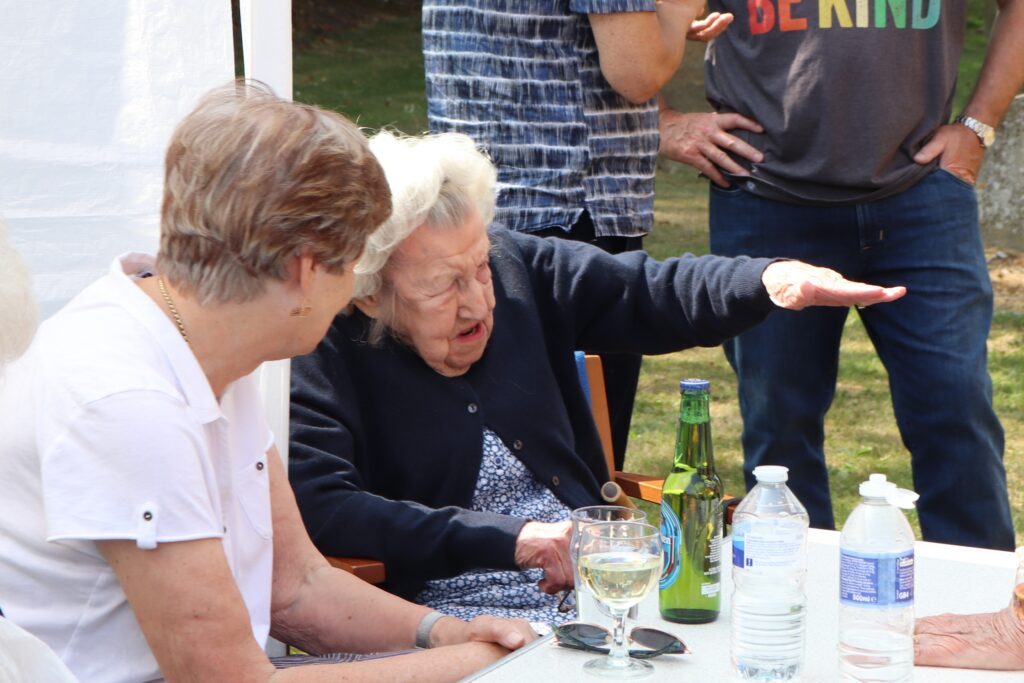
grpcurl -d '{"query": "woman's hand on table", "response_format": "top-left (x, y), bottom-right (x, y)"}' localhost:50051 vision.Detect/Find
top-left (914, 606), bottom-right (1024, 670)
top-left (431, 613), bottom-right (538, 651)
top-left (514, 520), bottom-right (574, 594)
top-left (761, 261), bottom-right (906, 310)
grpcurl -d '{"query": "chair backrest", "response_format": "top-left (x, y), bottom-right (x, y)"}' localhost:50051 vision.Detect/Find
top-left (573, 351), bottom-right (616, 479)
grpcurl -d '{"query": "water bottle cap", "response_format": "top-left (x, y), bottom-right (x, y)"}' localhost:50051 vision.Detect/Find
top-left (679, 378), bottom-right (710, 392)
top-left (859, 473), bottom-right (920, 509)
top-left (752, 465), bottom-right (789, 483)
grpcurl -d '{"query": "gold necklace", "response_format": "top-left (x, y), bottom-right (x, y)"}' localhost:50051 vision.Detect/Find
top-left (157, 277), bottom-right (191, 346)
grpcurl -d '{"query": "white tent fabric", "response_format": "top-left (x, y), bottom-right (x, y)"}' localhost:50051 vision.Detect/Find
top-left (0, 1), bottom-right (234, 318)
top-left (240, 0), bottom-right (293, 100)
top-left (1, 0), bottom-right (296, 658)
top-left (0, 0), bottom-right (294, 469)
top-left (237, 0), bottom-right (295, 471)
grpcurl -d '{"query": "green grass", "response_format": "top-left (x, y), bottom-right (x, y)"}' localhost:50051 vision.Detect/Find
top-left (293, 13), bottom-right (427, 134)
top-left (644, 174), bottom-right (1024, 543)
top-left (293, 4), bottom-right (1023, 545)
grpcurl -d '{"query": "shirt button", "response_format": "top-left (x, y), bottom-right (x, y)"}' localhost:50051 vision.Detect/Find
top-left (256, 461), bottom-right (265, 471)
top-left (467, 403), bottom-right (478, 414)
top-left (551, 475), bottom-right (561, 486)
top-left (512, 439), bottom-right (523, 451)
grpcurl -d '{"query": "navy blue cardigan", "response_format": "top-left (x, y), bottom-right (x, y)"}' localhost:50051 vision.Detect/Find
top-left (290, 227), bottom-right (777, 599)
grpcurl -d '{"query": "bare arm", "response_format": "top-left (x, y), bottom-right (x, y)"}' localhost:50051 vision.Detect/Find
top-left (97, 448), bottom-right (534, 683)
top-left (588, 0), bottom-right (714, 103)
top-left (265, 448), bottom-right (535, 655)
top-left (913, 0), bottom-right (1024, 183)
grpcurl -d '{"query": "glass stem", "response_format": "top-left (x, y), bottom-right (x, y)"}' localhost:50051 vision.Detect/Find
top-left (607, 608), bottom-right (630, 667)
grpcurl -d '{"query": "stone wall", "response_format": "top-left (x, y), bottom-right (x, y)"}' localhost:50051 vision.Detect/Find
top-left (979, 94), bottom-right (1024, 252)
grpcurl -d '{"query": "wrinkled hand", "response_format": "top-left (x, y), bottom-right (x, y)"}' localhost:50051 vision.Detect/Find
top-left (761, 261), bottom-right (906, 310)
top-left (659, 109), bottom-right (764, 187)
top-left (913, 123), bottom-right (985, 185)
top-left (686, 11), bottom-right (733, 41)
top-left (915, 606), bottom-right (1024, 670)
top-left (514, 520), bottom-right (573, 594)
top-left (431, 613), bottom-right (538, 651)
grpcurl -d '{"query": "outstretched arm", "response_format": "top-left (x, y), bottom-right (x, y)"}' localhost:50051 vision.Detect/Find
top-left (760, 261), bottom-right (906, 310)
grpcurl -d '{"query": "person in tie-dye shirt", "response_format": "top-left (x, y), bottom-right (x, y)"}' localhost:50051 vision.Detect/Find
top-left (422, 0), bottom-right (732, 469)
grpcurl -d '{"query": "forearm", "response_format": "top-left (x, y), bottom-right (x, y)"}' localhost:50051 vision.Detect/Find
top-left (268, 643), bottom-right (508, 683)
top-left (273, 563), bottom-right (430, 654)
top-left (963, 0), bottom-right (1024, 126)
top-left (590, 1), bottom-right (701, 103)
top-left (300, 489), bottom-right (526, 582)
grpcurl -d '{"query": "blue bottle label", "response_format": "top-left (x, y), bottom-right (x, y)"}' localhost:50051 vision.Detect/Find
top-left (732, 520), bottom-right (805, 575)
top-left (840, 549), bottom-right (914, 607)
top-left (659, 500), bottom-right (681, 589)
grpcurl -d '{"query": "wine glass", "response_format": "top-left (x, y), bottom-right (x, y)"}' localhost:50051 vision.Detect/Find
top-left (570, 506), bottom-right (647, 622)
top-left (576, 520), bottom-right (663, 677)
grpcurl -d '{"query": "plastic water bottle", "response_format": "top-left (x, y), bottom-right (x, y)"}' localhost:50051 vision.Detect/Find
top-left (730, 465), bottom-right (809, 681)
top-left (838, 474), bottom-right (918, 682)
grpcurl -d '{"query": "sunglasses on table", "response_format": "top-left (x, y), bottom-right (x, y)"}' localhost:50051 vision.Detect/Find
top-left (552, 622), bottom-right (692, 659)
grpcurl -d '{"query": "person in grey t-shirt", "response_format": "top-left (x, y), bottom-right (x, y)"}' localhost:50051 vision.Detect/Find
top-left (659, 0), bottom-right (1024, 550)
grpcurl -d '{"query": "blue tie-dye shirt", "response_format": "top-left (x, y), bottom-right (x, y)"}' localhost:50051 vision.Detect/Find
top-left (423, 0), bottom-right (659, 238)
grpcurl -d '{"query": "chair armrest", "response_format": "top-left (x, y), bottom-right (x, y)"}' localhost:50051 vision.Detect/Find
top-left (325, 556), bottom-right (386, 584)
top-left (613, 472), bottom-right (664, 503)
top-left (614, 471), bottom-right (743, 526)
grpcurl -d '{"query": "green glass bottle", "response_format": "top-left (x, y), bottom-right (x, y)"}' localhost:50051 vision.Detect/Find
top-left (659, 378), bottom-right (724, 623)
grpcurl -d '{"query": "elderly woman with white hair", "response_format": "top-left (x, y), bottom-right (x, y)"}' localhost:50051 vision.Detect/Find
top-left (289, 130), bottom-right (906, 626)
top-left (0, 222), bottom-right (80, 683)
top-left (0, 219), bottom-right (37, 371)
top-left (0, 85), bottom-right (535, 683)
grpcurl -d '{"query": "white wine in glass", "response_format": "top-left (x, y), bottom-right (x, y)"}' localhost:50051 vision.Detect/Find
top-left (577, 521), bottom-right (662, 678)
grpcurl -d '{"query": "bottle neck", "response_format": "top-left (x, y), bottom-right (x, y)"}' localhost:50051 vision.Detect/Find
top-left (673, 390), bottom-right (714, 471)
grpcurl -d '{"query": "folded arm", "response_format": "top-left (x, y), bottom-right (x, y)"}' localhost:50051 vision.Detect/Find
top-left (587, 0), bottom-right (710, 103)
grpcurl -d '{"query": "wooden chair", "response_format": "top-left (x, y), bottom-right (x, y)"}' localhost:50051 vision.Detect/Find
top-left (577, 353), bottom-right (664, 506)
top-left (578, 353), bottom-right (740, 523)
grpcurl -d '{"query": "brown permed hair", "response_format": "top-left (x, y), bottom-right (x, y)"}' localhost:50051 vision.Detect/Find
top-left (157, 81), bottom-right (391, 304)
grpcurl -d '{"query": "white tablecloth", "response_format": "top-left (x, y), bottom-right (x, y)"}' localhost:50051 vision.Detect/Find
top-left (466, 529), bottom-right (1020, 682)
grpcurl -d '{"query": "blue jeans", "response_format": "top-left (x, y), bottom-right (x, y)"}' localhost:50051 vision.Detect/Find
top-left (709, 169), bottom-right (1014, 550)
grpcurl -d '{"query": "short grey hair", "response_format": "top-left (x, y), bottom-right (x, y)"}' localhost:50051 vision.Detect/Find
top-left (0, 219), bottom-right (38, 369)
top-left (354, 131), bottom-right (497, 300)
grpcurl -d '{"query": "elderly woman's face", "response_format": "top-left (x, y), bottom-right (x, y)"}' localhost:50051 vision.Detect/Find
top-left (372, 213), bottom-right (495, 377)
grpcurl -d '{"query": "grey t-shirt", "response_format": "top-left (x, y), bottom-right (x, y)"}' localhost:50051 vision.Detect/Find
top-left (704, 0), bottom-right (967, 204)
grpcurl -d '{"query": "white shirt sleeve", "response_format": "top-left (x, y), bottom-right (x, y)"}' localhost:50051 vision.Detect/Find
top-left (41, 389), bottom-right (224, 546)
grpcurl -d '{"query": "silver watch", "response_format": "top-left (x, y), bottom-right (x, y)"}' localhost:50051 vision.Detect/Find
top-left (954, 114), bottom-right (996, 148)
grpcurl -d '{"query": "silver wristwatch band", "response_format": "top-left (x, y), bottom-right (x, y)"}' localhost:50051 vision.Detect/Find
top-left (415, 610), bottom-right (448, 649)
top-left (954, 114), bottom-right (995, 147)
